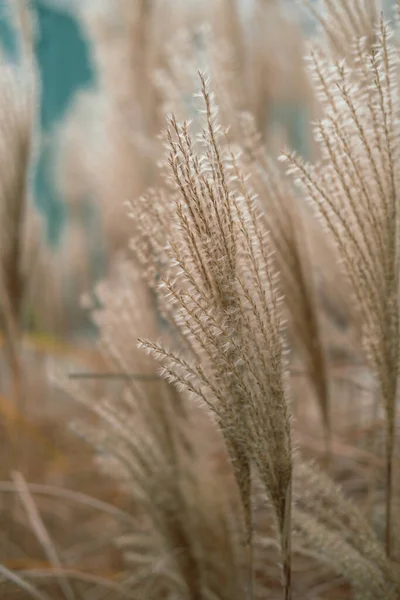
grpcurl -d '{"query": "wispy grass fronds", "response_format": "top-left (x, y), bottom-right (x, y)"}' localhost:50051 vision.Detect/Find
top-left (87, 256), bottom-right (167, 379)
top-left (282, 15), bottom-right (399, 557)
top-left (239, 112), bottom-right (331, 460)
top-left (60, 352), bottom-right (247, 600)
top-left (293, 463), bottom-right (399, 599)
top-left (0, 562), bottom-right (53, 600)
top-left (304, 0), bottom-right (379, 57)
top-left (114, 386), bottom-right (246, 600)
top-left (137, 73), bottom-right (293, 598)
top-left (11, 471), bottom-right (76, 600)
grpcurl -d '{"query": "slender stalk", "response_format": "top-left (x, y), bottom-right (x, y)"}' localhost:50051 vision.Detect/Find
top-left (282, 478), bottom-right (293, 600)
top-left (246, 475), bottom-right (254, 600)
top-left (385, 416), bottom-right (395, 558)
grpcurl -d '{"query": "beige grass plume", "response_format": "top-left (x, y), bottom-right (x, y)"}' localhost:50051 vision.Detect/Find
top-left (282, 9), bottom-right (400, 557)
top-left (136, 73), bottom-right (293, 599)
top-left (237, 111), bottom-right (332, 461)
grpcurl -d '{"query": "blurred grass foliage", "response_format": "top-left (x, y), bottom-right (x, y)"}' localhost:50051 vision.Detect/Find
top-left (0, 0), bottom-right (94, 247)
top-left (0, 0), bottom-right (319, 248)
top-left (0, 2), bottom-right (400, 599)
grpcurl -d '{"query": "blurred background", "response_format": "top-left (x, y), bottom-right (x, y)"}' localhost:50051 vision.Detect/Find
top-left (0, 1), bottom-right (399, 597)
top-left (0, 0), bottom-right (395, 338)
top-left (0, 0), bottom-right (330, 339)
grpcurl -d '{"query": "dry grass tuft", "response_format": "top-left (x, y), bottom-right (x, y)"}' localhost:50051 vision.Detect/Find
top-left (2, 1), bottom-right (400, 599)
top-left (282, 10), bottom-right (400, 558)
top-left (135, 74), bottom-right (294, 598)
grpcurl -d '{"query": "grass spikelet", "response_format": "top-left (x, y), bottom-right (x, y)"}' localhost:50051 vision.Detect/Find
top-left (239, 111), bottom-right (332, 462)
top-left (293, 462), bottom-right (399, 599)
top-left (283, 14), bottom-right (400, 558)
top-left (137, 73), bottom-right (293, 599)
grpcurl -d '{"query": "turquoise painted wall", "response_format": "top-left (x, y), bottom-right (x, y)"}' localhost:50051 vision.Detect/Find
top-left (0, 0), bottom-right (95, 247)
top-left (1, 0), bottom-right (396, 247)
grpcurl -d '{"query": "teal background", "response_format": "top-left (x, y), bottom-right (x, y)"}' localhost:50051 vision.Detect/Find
top-left (0, 0), bottom-right (95, 247)
top-left (1, 0), bottom-right (395, 249)
top-left (0, 0), bottom-right (311, 251)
